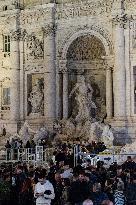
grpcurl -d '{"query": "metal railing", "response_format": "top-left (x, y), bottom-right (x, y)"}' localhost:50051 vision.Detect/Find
top-left (73, 145), bottom-right (136, 167)
top-left (1, 145), bottom-right (136, 168)
top-left (0, 146), bottom-right (54, 166)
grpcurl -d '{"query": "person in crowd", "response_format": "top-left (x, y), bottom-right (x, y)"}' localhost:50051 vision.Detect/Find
top-left (104, 172), bottom-right (117, 202)
top-left (114, 179), bottom-right (126, 205)
top-left (34, 171), bottom-right (55, 205)
top-left (5, 140), bottom-right (11, 161)
top-left (19, 175), bottom-right (34, 205)
top-left (2, 126), bottom-right (6, 136)
top-left (90, 183), bottom-right (109, 205)
top-left (60, 161), bottom-right (73, 180)
top-left (25, 140), bottom-right (31, 149)
top-left (52, 172), bottom-right (63, 205)
top-left (101, 200), bottom-right (114, 205)
top-left (83, 199), bottom-right (94, 205)
top-left (122, 156), bottom-right (136, 172)
top-left (126, 174), bottom-right (136, 205)
top-left (0, 173), bottom-right (11, 205)
top-left (61, 178), bottom-right (71, 205)
top-left (69, 170), bottom-right (90, 205)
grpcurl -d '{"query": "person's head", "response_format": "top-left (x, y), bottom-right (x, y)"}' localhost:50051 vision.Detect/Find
top-left (117, 166), bottom-right (122, 175)
top-left (86, 159), bottom-right (91, 166)
top-left (16, 165), bottom-right (23, 174)
top-left (83, 199), bottom-right (93, 205)
top-left (101, 200), bottom-right (113, 205)
top-left (85, 173), bottom-right (90, 182)
top-left (127, 156), bottom-right (132, 162)
top-left (38, 173), bottom-right (46, 185)
top-left (93, 183), bottom-right (101, 192)
top-left (55, 172), bottom-right (61, 182)
top-left (116, 180), bottom-right (124, 191)
top-left (78, 171), bottom-right (85, 182)
top-left (59, 161), bottom-right (64, 168)
top-left (4, 173), bottom-right (10, 182)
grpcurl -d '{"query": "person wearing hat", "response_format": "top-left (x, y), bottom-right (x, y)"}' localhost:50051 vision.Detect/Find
top-left (34, 171), bottom-right (55, 205)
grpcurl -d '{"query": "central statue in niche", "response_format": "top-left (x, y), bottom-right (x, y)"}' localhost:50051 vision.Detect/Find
top-left (69, 75), bottom-right (97, 121)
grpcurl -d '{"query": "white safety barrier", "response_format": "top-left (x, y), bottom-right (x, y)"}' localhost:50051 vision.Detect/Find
top-left (0, 146), bottom-right (54, 166)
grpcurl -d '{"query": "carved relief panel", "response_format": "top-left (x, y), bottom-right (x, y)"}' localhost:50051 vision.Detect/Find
top-left (27, 73), bottom-right (44, 116)
top-left (26, 33), bottom-right (44, 61)
top-left (1, 77), bottom-right (11, 111)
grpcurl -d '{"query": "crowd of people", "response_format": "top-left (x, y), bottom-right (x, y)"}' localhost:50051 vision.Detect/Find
top-left (0, 141), bottom-right (136, 205)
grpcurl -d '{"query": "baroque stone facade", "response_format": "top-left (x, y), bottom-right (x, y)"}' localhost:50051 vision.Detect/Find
top-left (0, 0), bottom-right (136, 142)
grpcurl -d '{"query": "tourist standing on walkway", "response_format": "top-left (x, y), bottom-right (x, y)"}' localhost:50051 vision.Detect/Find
top-left (34, 172), bottom-right (55, 205)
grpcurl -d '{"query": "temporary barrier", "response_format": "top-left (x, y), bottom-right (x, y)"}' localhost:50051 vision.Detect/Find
top-left (1, 146), bottom-right (136, 168)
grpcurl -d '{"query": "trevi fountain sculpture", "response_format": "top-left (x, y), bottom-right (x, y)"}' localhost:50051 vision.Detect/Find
top-left (0, 75), bottom-right (136, 163)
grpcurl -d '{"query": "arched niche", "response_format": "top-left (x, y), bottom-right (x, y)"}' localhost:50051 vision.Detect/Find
top-left (65, 34), bottom-right (107, 119)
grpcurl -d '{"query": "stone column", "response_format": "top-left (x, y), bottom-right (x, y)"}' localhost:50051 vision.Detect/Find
top-left (43, 24), bottom-right (56, 119)
top-left (10, 30), bottom-right (20, 121)
top-left (124, 20), bottom-right (131, 117)
top-left (106, 66), bottom-right (113, 119)
top-left (62, 64), bottom-right (69, 119)
top-left (113, 16), bottom-right (126, 119)
top-left (0, 81), bottom-right (2, 118)
top-left (19, 30), bottom-right (26, 121)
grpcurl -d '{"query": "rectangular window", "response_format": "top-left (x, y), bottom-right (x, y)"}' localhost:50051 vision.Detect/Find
top-left (3, 35), bottom-right (10, 53)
